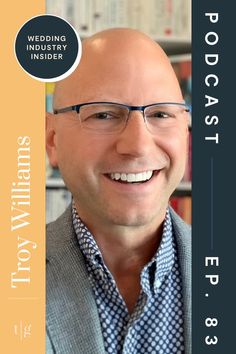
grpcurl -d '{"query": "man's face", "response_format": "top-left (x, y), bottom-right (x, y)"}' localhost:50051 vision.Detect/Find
top-left (47, 34), bottom-right (189, 230)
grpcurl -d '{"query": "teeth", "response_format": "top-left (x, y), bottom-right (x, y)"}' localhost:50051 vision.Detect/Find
top-left (121, 173), bottom-right (127, 181)
top-left (110, 170), bottom-right (153, 183)
top-left (135, 172), bottom-right (143, 182)
top-left (114, 173), bottom-right (120, 180)
top-left (127, 174), bottom-right (135, 182)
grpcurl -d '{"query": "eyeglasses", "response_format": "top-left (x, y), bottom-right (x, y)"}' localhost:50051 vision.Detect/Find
top-left (53, 101), bottom-right (190, 134)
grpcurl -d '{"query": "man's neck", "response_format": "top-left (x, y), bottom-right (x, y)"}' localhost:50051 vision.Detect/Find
top-left (92, 225), bottom-right (163, 314)
top-left (75, 202), bottom-right (165, 272)
top-left (74, 203), bottom-right (166, 313)
top-left (96, 227), bottom-right (162, 274)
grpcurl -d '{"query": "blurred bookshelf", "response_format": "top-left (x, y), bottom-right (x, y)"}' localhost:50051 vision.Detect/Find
top-left (46, 0), bottom-right (192, 224)
top-left (46, 0), bottom-right (191, 49)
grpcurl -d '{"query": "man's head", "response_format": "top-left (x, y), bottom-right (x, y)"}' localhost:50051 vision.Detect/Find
top-left (46, 28), bottom-right (189, 231)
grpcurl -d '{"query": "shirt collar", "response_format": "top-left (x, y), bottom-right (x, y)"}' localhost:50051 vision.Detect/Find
top-left (141, 208), bottom-right (175, 295)
top-left (72, 206), bottom-right (102, 265)
top-left (72, 205), bottom-right (174, 295)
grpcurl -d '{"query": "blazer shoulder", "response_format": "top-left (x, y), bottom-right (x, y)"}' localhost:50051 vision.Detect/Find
top-left (169, 207), bottom-right (191, 237)
top-left (46, 204), bottom-right (74, 260)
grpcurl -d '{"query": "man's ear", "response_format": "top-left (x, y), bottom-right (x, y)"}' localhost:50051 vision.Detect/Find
top-left (46, 112), bottom-right (58, 167)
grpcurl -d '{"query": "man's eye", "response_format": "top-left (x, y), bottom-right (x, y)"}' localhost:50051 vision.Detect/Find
top-left (94, 112), bottom-right (111, 119)
top-left (82, 111), bottom-right (120, 123)
top-left (151, 111), bottom-right (173, 119)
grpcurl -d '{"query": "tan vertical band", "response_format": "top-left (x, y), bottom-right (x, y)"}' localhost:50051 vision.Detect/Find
top-left (0, 1), bottom-right (45, 353)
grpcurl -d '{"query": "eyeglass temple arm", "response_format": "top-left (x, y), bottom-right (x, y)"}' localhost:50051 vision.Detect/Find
top-left (54, 106), bottom-right (78, 114)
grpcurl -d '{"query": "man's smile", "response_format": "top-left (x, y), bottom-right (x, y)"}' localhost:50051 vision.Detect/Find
top-left (105, 170), bottom-right (160, 184)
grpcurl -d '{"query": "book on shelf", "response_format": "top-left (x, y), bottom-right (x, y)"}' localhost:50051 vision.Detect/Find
top-left (170, 54), bottom-right (192, 107)
top-left (170, 196), bottom-right (192, 225)
top-left (46, 82), bottom-right (54, 113)
top-left (183, 130), bottom-right (192, 183)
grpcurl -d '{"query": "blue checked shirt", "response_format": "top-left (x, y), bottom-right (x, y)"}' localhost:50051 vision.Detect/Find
top-left (72, 207), bottom-right (184, 354)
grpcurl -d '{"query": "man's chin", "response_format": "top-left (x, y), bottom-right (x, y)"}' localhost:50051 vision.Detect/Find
top-left (107, 210), bottom-right (163, 229)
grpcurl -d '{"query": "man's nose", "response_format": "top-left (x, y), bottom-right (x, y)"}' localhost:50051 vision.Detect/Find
top-left (116, 111), bottom-right (156, 157)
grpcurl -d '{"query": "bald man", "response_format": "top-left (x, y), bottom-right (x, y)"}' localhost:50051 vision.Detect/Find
top-left (46, 28), bottom-right (191, 354)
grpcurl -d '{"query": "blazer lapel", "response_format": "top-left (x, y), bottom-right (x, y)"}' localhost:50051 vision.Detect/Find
top-left (170, 207), bottom-right (192, 354)
top-left (46, 206), bottom-right (106, 354)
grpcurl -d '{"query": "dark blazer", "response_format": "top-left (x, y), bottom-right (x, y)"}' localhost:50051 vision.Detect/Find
top-left (46, 206), bottom-right (191, 353)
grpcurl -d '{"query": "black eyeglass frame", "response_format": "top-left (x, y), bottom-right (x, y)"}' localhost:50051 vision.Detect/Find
top-left (53, 101), bottom-right (190, 115)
